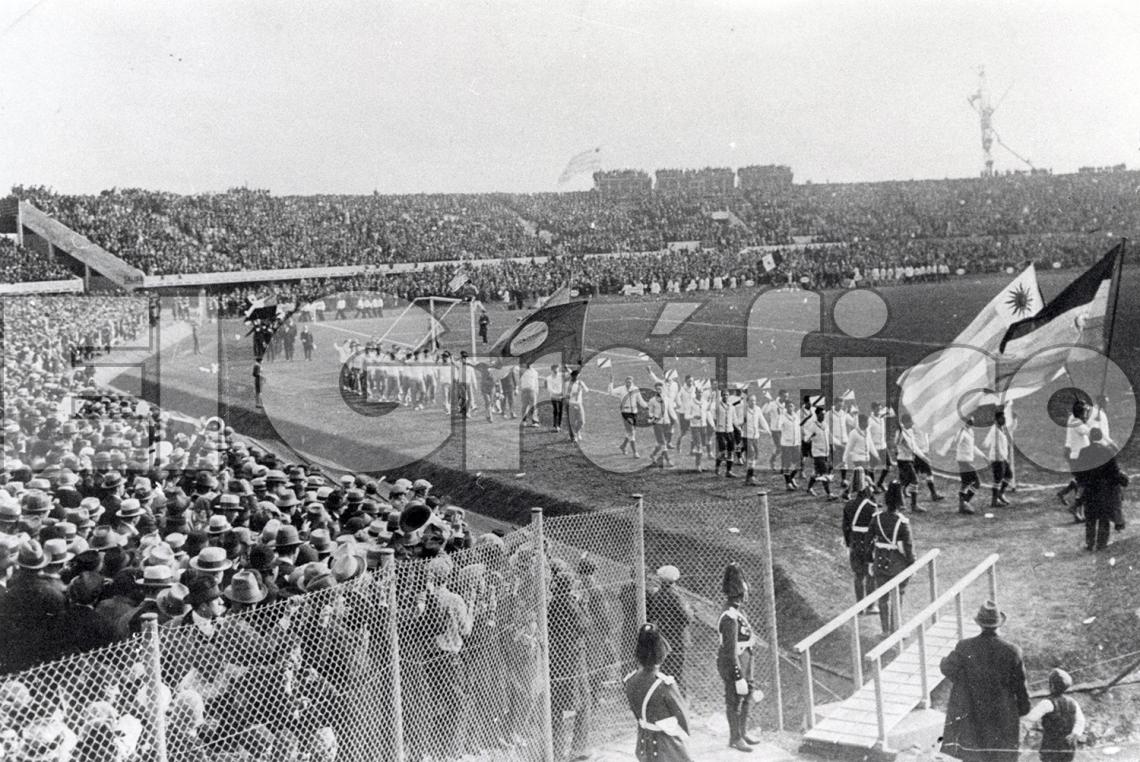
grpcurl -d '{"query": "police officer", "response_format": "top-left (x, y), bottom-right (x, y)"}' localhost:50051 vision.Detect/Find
top-left (872, 482), bottom-right (915, 635)
top-left (842, 469), bottom-right (878, 608)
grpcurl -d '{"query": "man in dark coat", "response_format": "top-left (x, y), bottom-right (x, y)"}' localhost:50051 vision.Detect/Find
top-left (1076, 427), bottom-right (1129, 551)
top-left (940, 601), bottom-right (1031, 762)
top-left (646, 565), bottom-right (693, 689)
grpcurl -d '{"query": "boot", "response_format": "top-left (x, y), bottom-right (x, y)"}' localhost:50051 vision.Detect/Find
top-left (745, 468), bottom-right (757, 486)
top-left (910, 491), bottom-right (927, 513)
top-left (725, 462), bottom-right (737, 478)
top-left (695, 453), bottom-right (705, 473)
top-left (783, 473), bottom-right (794, 491)
top-left (631, 443), bottom-right (641, 459)
top-left (958, 492), bottom-right (976, 515)
top-left (806, 476), bottom-right (817, 496)
top-left (823, 479), bottom-right (835, 500)
top-left (997, 484), bottom-right (1011, 506)
top-left (991, 488), bottom-right (1002, 508)
top-left (927, 480), bottom-right (945, 502)
top-left (619, 439), bottom-right (628, 454)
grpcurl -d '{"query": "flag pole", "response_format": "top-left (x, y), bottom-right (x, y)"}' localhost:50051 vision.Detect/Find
top-left (1099, 239), bottom-right (1127, 401)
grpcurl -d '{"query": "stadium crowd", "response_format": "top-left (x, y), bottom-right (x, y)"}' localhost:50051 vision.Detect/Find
top-left (6, 167), bottom-right (1136, 282)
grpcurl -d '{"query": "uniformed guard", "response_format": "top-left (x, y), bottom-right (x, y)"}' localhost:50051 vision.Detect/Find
top-left (841, 468), bottom-right (878, 608)
top-left (623, 623), bottom-right (694, 762)
top-left (872, 482), bottom-right (916, 635)
top-left (716, 563), bottom-right (761, 753)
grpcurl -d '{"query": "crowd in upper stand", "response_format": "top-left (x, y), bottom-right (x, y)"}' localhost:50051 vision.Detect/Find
top-left (4, 167), bottom-right (1137, 283)
top-left (0, 237), bottom-right (74, 283)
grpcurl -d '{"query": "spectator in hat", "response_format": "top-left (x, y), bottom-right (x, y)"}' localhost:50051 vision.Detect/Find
top-left (222, 569), bottom-right (268, 614)
top-left (95, 569), bottom-right (143, 638)
top-left (1023, 668), bottom-right (1085, 762)
top-left (578, 554), bottom-right (619, 710)
top-left (623, 622), bottom-right (693, 762)
top-left (188, 547), bottom-right (232, 587)
top-left (940, 601), bottom-right (1031, 762)
top-left (0, 541), bottom-right (67, 673)
top-left (273, 526), bottom-right (304, 586)
top-left (647, 565), bottom-right (693, 689)
top-left (56, 572), bottom-right (115, 656)
top-left (548, 563), bottom-right (592, 762)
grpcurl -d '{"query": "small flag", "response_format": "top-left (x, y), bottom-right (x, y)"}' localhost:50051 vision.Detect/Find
top-left (543, 284), bottom-right (573, 308)
top-left (841, 389), bottom-right (856, 402)
top-left (448, 273), bottom-right (470, 293)
top-left (637, 352), bottom-right (650, 361)
top-left (558, 147), bottom-right (603, 185)
top-left (754, 377), bottom-right (772, 391)
top-left (760, 251), bottom-right (783, 272)
top-left (808, 394), bottom-right (826, 408)
top-left (596, 357), bottom-right (612, 369)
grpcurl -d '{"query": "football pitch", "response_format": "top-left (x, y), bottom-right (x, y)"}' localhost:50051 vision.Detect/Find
top-left (144, 266), bottom-right (1140, 695)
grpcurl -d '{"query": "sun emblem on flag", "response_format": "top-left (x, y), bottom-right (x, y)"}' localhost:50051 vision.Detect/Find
top-left (1005, 284), bottom-right (1033, 316)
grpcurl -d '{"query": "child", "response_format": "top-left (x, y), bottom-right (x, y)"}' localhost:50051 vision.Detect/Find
top-left (1024, 668), bottom-right (1084, 761)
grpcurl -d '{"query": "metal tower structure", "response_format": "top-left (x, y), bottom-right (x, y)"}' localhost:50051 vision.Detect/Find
top-left (967, 66), bottom-right (1035, 176)
top-left (967, 67), bottom-right (996, 176)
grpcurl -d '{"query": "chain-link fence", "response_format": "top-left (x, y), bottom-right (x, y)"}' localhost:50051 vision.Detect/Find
top-left (2, 499), bottom-right (719, 761)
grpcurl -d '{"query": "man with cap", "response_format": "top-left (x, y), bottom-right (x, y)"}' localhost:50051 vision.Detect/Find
top-left (646, 565), bottom-right (693, 690)
top-left (841, 469), bottom-right (880, 612)
top-left (1023, 668), bottom-right (1085, 762)
top-left (273, 526), bottom-right (304, 587)
top-left (0, 541), bottom-right (66, 673)
top-left (1076, 427), bottom-right (1130, 552)
top-left (940, 601), bottom-right (1030, 762)
top-left (56, 571), bottom-right (115, 656)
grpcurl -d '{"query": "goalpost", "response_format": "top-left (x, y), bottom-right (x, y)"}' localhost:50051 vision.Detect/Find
top-left (376, 295), bottom-right (471, 353)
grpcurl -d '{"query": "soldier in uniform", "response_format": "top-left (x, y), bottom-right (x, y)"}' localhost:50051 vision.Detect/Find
top-left (623, 623), bottom-right (693, 762)
top-left (872, 482), bottom-right (915, 635)
top-left (716, 563), bottom-right (760, 753)
top-left (841, 469), bottom-right (878, 608)
top-left (646, 565), bottom-right (693, 689)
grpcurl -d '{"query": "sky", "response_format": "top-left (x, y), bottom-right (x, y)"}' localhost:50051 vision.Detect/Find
top-left (0, 0), bottom-right (1138, 195)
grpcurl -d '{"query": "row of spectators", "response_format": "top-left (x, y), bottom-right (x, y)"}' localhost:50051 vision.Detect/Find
top-left (0, 237), bottom-right (74, 283)
top-left (174, 229), bottom-right (1114, 318)
top-left (8, 169), bottom-right (1137, 277)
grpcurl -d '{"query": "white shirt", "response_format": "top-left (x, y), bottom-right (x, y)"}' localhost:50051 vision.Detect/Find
top-left (778, 409), bottom-right (801, 447)
top-left (1064, 415), bottom-right (1091, 458)
top-left (826, 408), bottom-right (849, 446)
top-left (804, 418), bottom-right (830, 457)
top-left (954, 427), bottom-right (982, 464)
top-left (546, 372), bottom-right (564, 396)
top-left (520, 367), bottom-right (540, 393)
top-left (743, 405), bottom-right (768, 439)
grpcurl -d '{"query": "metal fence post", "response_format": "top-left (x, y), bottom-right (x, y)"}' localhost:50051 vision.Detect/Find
top-left (988, 563), bottom-right (998, 603)
top-left (632, 493), bottom-right (648, 625)
top-left (532, 507), bottom-right (556, 762)
top-left (380, 549), bottom-right (405, 762)
top-left (141, 613), bottom-right (168, 762)
top-left (757, 492), bottom-right (784, 731)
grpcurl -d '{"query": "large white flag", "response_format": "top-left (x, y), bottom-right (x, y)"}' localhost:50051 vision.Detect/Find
top-left (558, 148), bottom-right (602, 185)
top-left (897, 265), bottom-right (1043, 455)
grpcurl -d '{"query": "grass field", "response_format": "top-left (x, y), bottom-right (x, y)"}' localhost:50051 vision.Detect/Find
top-left (134, 267), bottom-right (1140, 737)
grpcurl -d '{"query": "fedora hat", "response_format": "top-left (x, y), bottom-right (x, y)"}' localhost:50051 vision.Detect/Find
top-left (223, 570), bottom-right (268, 605)
top-left (189, 546), bottom-right (232, 573)
top-left (185, 576), bottom-right (222, 608)
top-left (17, 540), bottom-right (49, 570)
top-left (89, 526), bottom-right (126, 551)
top-left (20, 490), bottom-right (52, 515)
top-left (330, 546), bottom-right (364, 583)
top-left (80, 496), bottom-right (105, 522)
top-left (974, 600), bottom-right (1007, 629)
top-left (275, 526), bottom-right (302, 549)
top-left (141, 564), bottom-right (175, 588)
top-left (301, 562), bottom-right (335, 593)
top-left (118, 499), bottom-right (144, 519)
top-left (206, 515), bottom-right (232, 535)
top-left (42, 539), bottom-right (73, 567)
top-left (276, 492), bottom-right (299, 509)
top-left (308, 528), bottom-right (333, 556)
top-left (100, 471), bottom-right (124, 490)
top-left (156, 583), bottom-right (191, 618)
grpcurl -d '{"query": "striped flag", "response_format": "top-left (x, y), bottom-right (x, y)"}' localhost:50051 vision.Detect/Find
top-left (840, 389), bottom-right (856, 402)
top-left (558, 148), bottom-right (602, 185)
top-left (996, 243), bottom-right (1124, 399)
top-left (897, 265), bottom-right (1044, 455)
top-left (596, 356), bottom-right (613, 369)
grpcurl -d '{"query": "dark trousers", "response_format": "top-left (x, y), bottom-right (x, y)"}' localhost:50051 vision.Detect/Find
top-left (723, 679), bottom-right (752, 744)
top-left (551, 399), bottom-right (565, 429)
top-left (661, 651), bottom-right (685, 690)
top-left (423, 650), bottom-right (462, 760)
top-left (1086, 517), bottom-right (1111, 550)
top-left (552, 675), bottom-right (590, 761)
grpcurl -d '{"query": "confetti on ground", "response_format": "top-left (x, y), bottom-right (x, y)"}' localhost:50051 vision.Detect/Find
top-left (1109, 557), bottom-right (1117, 566)
top-left (1043, 551), bottom-right (1056, 558)
top-left (1103, 747), bottom-right (1120, 756)
top-left (1083, 616), bottom-right (1097, 625)
top-left (514, 472), bottom-right (526, 478)
top-left (727, 527), bottom-right (740, 534)
top-left (984, 513), bottom-right (994, 519)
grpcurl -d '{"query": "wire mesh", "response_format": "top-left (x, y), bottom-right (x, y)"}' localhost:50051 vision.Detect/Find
top-left (0, 503), bottom-right (650, 762)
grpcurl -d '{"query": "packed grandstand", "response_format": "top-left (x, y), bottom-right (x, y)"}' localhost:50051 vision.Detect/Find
top-left (0, 166), bottom-right (1136, 760)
